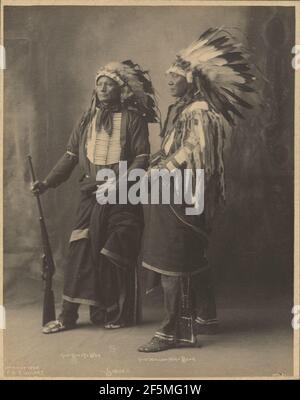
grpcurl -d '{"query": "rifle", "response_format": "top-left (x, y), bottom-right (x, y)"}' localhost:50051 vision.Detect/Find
top-left (28, 155), bottom-right (56, 326)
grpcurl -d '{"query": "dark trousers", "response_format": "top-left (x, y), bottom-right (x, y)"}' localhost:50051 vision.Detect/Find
top-left (58, 301), bottom-right (106, 326)
top-left (156, 268), bottom-right (217, 343)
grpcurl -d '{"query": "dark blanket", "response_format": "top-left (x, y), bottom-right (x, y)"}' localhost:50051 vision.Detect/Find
top-left (63, 181), bottom-right (143, 323)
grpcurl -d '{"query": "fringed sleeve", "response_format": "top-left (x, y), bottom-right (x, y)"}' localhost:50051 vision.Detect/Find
top-left (160, 102), bottom-right (227, 222)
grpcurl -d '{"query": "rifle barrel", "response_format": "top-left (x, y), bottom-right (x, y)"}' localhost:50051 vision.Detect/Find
top-left (28, 155), bottom-right (56, 326)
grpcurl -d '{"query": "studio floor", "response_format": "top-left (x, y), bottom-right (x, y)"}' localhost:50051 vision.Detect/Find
top-left (3, 277), bottom-right (294, 378)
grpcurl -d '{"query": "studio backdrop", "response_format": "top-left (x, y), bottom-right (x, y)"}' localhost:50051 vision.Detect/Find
top-left (3, 5), bottom-right (294, 304)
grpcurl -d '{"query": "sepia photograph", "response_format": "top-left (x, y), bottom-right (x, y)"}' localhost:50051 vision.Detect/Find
top-left (1, 0), bottom-right (299, 380)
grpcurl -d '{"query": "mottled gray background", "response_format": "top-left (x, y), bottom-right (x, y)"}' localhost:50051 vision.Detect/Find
top-left (3, 5), bottom-right (295, 378)
top-left (4, 5), bottom-right (294, 308)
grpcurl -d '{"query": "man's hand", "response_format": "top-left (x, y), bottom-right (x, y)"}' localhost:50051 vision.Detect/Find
top-left (31, 180), bottom-right (49, 195)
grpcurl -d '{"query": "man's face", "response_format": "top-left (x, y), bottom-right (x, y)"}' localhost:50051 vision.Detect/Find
top-left (168, 72), bottom-right (189, 98)
top-left (96, 76), bottom-right (121, 104)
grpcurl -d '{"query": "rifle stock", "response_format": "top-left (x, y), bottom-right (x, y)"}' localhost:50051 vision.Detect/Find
top-left (28, 155), bottom-right (56, 326)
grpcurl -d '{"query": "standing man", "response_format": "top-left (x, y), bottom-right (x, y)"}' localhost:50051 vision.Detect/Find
top-left (32, 61), bottom-right (159, 333)
top-left (139, 28), bottom-right (256, 352)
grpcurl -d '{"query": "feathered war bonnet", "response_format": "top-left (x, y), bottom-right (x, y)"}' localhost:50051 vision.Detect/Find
top-left (90, 60), bottom-right (160, 123)
top-left (165, 28), bottom-right (258, 223)
top-left (166, 27), bottom-right (256, 125)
